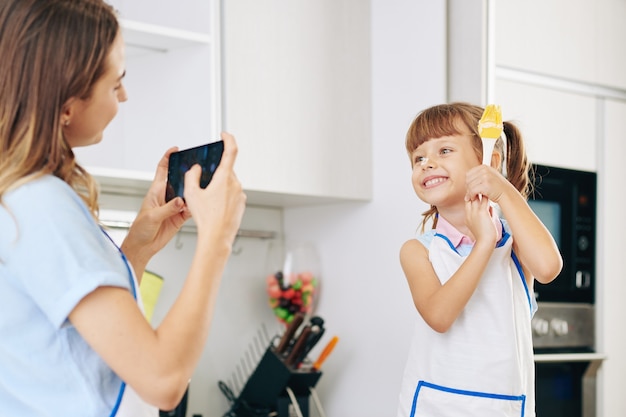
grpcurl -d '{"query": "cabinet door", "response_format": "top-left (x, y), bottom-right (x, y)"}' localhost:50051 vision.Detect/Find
top-left (495, 0), bottom-right (626, 89)
top-left (495, 79), bottom-right (596, 171)
top-left (222, 0), bottom-right (372, 203)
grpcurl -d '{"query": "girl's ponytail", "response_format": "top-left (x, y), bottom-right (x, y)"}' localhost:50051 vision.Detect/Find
top-left (503, 121), bottom-right (531, 199)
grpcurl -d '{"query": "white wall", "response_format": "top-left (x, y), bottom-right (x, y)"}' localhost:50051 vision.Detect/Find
top-left (282, 1), bottom-right (446, 415)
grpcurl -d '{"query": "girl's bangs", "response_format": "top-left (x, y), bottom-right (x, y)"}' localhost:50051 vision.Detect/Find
top-left (406, 107), bottom-right (468, 153)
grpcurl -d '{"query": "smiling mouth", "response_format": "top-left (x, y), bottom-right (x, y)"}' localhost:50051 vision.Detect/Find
top-left (423, 177), bottom-right (447, 188)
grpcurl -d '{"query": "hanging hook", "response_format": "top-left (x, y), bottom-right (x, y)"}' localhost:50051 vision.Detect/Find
top-left (174, 232), bottom-right (184, 250)
top-left (232, 235), bottom-right (243, 255)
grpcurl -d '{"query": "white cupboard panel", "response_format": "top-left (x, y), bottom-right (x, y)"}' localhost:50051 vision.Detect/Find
top-left (598, 98), bottom-right (626, 417)
top-left (495, 79), bottom-right (596, 171)
top-left (223, 0), bottom-right (372, 202)
top-left (595, 0), bottom-right (626, 90)
top-left (496, 0), bottom-right (626, 90)
top-left (495, 0), bottom-right (597, 84)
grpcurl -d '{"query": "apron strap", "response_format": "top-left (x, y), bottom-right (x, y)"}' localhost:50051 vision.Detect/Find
top-left (100, 228), bottom-right (137, 417)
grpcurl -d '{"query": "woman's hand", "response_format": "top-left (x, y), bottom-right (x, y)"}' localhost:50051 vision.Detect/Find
top-left (120, 147), bottom-right (192, 278)
top-left (183, 132), bottom-right (246, 250)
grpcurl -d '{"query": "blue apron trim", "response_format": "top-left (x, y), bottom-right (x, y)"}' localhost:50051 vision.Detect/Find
top-left (101, 229), bottom-right (137, 417)
top-left (497, 230), bottom-right (511, 248)
top-left (433, 228), bottom-right (532, 316)
top-left (510, 251), bottom-right (533, 317)
top-left (434, 229), bottom-right (511, 256)
top-left (432, 228), bottom-right (533, 315)
top-left (434, 233), bottom-right (459, 254)
top-left (110, 382), bottom-right (126, 417)
top-left (411, 380), bottom-right (526, 417)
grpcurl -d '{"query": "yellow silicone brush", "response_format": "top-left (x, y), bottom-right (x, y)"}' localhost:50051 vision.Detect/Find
top-left (478, 104), bottom-right (503, 165)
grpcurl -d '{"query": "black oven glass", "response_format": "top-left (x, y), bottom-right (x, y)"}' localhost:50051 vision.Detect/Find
top-left (536, 361), bottom-right (589, 417)
top-left (528, 164), bottom-right (596, 303)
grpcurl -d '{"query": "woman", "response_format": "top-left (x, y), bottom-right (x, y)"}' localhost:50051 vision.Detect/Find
top-left (0, 0), bottom-right (246, 415)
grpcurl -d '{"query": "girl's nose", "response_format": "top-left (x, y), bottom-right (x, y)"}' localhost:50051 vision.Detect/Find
top-left (419, 157), bottom-right (436, 169)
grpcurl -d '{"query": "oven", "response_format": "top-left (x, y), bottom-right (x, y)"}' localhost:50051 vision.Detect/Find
top-left (528, 164), bottom-right (596, 304)
top-left (532, 303), bottom-right (605, 417)
top-left (528, 164), bottom-right (605, 416)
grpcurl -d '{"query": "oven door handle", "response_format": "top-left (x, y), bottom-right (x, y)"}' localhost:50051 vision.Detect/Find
top-left (534, 352), bottom-right (607, 363)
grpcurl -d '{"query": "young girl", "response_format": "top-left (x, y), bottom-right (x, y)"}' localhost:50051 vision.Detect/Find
top-left (0, 0), bottom-right (246, 416)
top-left (396, 103), bottom-right (562, 417)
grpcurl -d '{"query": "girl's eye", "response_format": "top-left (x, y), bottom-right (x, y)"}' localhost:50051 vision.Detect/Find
top-left (441, 148), bottom-right (451, 155)
top-left (414, 155), bottom-right (426, 164)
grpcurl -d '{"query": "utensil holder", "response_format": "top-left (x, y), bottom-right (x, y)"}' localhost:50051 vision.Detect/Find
top-left (227, 347), bottom-right (322, 417)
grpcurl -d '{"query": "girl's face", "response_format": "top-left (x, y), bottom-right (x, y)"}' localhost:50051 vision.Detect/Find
top-left (410, 130), bottom-right (481, 210)
top-left (63, 31), bottom-right (127, 148)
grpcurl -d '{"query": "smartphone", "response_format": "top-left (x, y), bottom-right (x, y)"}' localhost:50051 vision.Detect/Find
top-left (165, 140), bottom-right (224, 202)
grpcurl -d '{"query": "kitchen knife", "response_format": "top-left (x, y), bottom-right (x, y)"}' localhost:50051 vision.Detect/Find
top-left (284, 325), bottom-right (312, 367)
top-left (294, 323), bottom-right (325, 366)
top-left (275, 312), bottom-right (305, 354)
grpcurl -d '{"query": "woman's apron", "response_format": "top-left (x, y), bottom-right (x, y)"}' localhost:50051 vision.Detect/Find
top-left (397, 230), bottom-right (535, 417)
top-left (104, 231), bottom-right (159, 417)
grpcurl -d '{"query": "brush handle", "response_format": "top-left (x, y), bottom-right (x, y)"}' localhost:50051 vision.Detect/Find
top-left (482, 138), bottom-right (497, 166)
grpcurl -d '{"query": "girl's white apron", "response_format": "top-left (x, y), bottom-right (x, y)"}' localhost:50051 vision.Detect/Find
top-left (397, 231), bottom-right (535, 417)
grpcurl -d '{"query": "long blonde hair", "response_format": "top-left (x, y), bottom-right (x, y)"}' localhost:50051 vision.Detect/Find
top-left (405, 102), bottom-right (531, 232)
top-left (0, 0), bottom-right (119, 217)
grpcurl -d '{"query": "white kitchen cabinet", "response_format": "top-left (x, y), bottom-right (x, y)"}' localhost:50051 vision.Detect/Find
top-left (492, 0), bottom-right (626, 173)
top-left (222, 0), bottom-right (373, 206)
top-left (448, 0), bottom-right (626, 172)
top-left (494, 79), bottom-right (597, 171)
top-left (495, 0), bottom-right (626, 90)
top-left (77, 0), bottom-right (373, 208)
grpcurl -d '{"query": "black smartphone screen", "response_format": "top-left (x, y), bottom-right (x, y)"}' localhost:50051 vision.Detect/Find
top-left (165, 140), bottom-right (224, 202)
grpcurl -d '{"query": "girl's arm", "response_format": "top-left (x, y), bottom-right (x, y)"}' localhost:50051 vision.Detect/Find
top-left (400, 197), bottom-right (496, 333)
top-left (70, 133), bottom-right (246, 411)
top-left (495, 186), bottom-right (562, 284)
top-left (466, 165), bottom-right (562, 284)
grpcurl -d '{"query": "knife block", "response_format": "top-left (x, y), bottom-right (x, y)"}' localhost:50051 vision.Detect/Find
top-left (231, 347), bottom-right (322, 417)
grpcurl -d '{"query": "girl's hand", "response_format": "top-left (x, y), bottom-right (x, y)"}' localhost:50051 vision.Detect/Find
top-left (120, 147), bottom-right (193, 277)
top-left (464, 164), bottom-right (511, 203)
top-left (464, 194), bottom-right (497, 247)
top-left (183, 132), bottom-right (246, 249)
